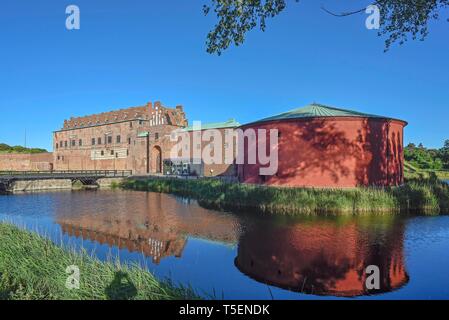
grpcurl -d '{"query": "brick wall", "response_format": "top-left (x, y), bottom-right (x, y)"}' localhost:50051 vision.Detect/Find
top-left (0, 153), bottom-right (53, 171)
top-left (53, 102), bottom-right (188, 174)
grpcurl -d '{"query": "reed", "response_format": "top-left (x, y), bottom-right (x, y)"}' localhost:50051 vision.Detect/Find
top-left (121, 177), bottom-right (449, 216)
top-left (0, 223), bottom-right (198, 300)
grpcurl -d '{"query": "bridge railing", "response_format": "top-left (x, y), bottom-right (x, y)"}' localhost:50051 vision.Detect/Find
top-left (0, 170), bottom-right (133, 178)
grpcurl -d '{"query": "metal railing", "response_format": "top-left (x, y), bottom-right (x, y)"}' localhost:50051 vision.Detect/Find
top-left (0, 170), bottom-right (133, 178)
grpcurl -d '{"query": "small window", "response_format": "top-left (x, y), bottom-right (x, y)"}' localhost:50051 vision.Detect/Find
top-left (56, 144), bottom-right (59, 150)
top-left (116, 135), bottom-right (121, 144)
top-left (92, 138), bottom-right (96, 146)
top-left (107, 136), bottom-right (112, 144)
top-left (79, 139), bottom-right (82, 146)
top-left (71, 140), bottom-right (76, 147)
top-left (128, 138), bottom-right (131, 145)
top-left (57, 156), bottom-right (60, 160)
top-left (98, 137), bottom-right (102, 145)
top-left (130, 122), bottom-right (133, 128)
top-left (60, 141), bottom-right (63, 148)
top-left (110, 150), bottom-right (114, 155)
top-left (139, 120), bottom-right (143, 126)
top-left (101, 150), bottom-right (104, 156)
top-left (64, 141), bottom-right (68, 148)
top-left (155, 133), bottom-right (159, 140)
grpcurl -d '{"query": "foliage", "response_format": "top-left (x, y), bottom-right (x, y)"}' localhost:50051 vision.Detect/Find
top-left (203, 0), bottom-right (449, 55)
top-left (0, 143), bottom-right (47, 154)
top-left (122, 177), bottom-right (449, 216)
top-left (0, 224), bottom-right (198, 300)
top-left (405, 141), bottom-right (449, 170)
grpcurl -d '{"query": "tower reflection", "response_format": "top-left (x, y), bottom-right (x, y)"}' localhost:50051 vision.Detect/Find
top-left (235, 216), bottom-right (409, 297)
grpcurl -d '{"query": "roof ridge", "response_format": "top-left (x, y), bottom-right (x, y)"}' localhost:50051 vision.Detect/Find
top-left (241, 103), bottom-right (407, 126)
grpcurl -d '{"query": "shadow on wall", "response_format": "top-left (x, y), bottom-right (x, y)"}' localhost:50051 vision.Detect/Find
top-left (273, 118), bottom-right (403, 186)
top-left (280, 119), bottom-right (357, 184)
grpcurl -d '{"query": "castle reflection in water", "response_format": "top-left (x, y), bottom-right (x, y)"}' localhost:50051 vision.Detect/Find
top-left (54, 191), bottom-right (409, 297)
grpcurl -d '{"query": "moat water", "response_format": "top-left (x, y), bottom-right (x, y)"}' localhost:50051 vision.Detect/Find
top-left (1, 189), bottom-right (449, 300)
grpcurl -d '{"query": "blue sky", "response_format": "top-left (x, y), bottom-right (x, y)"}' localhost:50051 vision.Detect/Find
top-left (0, 0), bottom-right (448, 151)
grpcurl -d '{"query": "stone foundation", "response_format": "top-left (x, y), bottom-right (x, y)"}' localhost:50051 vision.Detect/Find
top-left (10, 179), bottom-right (73, 192)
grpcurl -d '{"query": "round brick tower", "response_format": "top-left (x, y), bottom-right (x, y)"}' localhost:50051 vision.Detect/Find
top-left (237, 104), bottom-right (408, 188)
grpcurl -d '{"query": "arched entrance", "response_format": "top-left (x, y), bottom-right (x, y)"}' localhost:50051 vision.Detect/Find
top-left (151, 146), bottom-right (162, 174)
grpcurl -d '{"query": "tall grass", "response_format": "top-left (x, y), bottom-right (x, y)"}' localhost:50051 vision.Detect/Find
top-left (0, 223), bottom-right (198, 300)
top-left (121, 177), bottom-right (449, 216)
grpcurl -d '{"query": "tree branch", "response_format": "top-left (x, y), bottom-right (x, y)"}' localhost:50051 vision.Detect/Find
top-left (321, 1), bottom-right (383, 17)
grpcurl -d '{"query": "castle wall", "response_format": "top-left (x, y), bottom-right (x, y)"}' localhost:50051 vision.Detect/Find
top-left (0, 153), bottom-right (53, 171)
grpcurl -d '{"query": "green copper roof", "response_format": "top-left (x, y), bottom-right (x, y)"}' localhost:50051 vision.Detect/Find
top-left (184, 119), bottom-right (241, 131)
top-left (246, 103), bottom-right (406, 125)
top-left (137, 131), bottom-right (149, 137)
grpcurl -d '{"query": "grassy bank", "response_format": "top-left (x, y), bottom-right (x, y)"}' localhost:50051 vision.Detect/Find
top-left (0, 223), bottom-right (198, 300)
top-left (404, 162), bottom-right (449, 180)
top-left (121, 178), bottom-right (449, 216)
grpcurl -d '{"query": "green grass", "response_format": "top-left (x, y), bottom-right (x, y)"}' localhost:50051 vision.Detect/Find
top-left (121, 177), bottom-right (449, 216)
top-left (0, 223), bottom-right (199, 300)
top-left (405, 161), bottom-right (449, 180)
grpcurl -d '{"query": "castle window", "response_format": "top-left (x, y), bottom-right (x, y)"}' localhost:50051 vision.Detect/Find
top-left (57, 156), bottom-right (60, 160)
top-left (110, 150), bottom-right (114, 156)
top-left (107, 136), bottom-right (112, 144)
top-left (116, 135), bottom-right (121, 144)
top-left (139, 120), bottom-right (143, 126)
top-left (101, 151), bottom-right (104, 156)
top-left (155, 133), bottom-right (159, 140)
top-left (60, 141), bottom-right (63, 148)
top-left (130, 122), bottom-right (133, 128)
top-left (92, 138), bottom-right (96, 146)
top-left (98, 137), bottom-right (102, 145)
top-left (128, 138), bottom-right (131, 145)
top-left (64, 141), bottom-right (68, 148)
top-left (79, 139), bottom-right (82, 146)
top-left (56, 144), bottom-right (58, 150)
top-left (71, 140), bottom-right (76, 147)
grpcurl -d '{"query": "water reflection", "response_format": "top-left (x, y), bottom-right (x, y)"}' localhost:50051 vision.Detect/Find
top-left (55, 191), bottom-right (240, 264)
top-left (0, 190), bottom-right (414, 298)
top-left (235, 216), bottom-right (409, 297)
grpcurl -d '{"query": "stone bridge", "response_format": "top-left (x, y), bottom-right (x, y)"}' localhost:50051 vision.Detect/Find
top-left (0, 170), bottom-right (132, 193)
